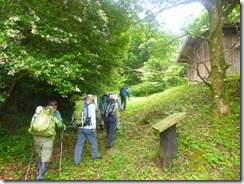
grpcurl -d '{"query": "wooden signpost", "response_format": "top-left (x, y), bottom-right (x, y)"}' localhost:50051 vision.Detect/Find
top-left (152, 112), bottom-right (187, 168)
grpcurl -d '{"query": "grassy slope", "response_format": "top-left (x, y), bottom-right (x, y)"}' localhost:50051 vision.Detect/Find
top-left (0, 79), bottom-right (240, 180)
top-left (120, 81), bottom-right (240, 180)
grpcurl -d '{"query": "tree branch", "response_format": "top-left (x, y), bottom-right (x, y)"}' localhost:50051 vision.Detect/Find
top-left (135, 0), bottom-right (201, 25)
top-left (191, 64), bottom-right (211, 87)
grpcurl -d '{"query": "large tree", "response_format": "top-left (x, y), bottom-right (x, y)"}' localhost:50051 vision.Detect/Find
top-left (198, 0), bottom-right (240, 116)
top-left (0, 0), bottom-right (134, 113)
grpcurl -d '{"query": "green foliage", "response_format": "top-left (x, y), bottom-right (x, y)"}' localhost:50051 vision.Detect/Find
top-left (129, 82), bottom-right (166, 97)
top-left (162, 65), bottom-right (188, 88)
top-left (124, 16), bottom-right (182, 86)
top-left (127, 64), bottom-right (187, 97)
top-left (0, 0), bottom-right (133, 107)
top-left (226, 3), bottom-right (240, 24)
top-left (186, 10), bottom-right (209, 35)
top-left (0, 126), bottom-right (33, 164)
top-left (0, 124), bottom-right (10, 137)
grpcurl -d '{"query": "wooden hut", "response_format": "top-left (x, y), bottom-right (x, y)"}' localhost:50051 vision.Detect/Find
top-left (176, 24), bottom-right (240, 82)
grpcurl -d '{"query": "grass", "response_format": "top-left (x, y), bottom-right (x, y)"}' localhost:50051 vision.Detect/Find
top-left (0, 79), bottom-right (240, 180)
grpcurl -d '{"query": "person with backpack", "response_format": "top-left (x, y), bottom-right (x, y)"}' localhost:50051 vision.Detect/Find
top-left (102, 92), bottom-right (119, 149)
top-left (119, 86), bottom-right (130, 110)
top-left (28, 100), bottom-right (65, 180)
top-left (74, 94), bottom-right (101, 166)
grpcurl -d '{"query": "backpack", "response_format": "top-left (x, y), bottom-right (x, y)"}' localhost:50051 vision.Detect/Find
top-left (71, 99), bottom-right (83, 128)
top-left (102, 95), bottom-right (116, 118)
top-left (119, 87), bottom-right (126, 97)
top-left (99, 94), bottom-right (108, 112)
top-left (73, 99), bottom-right (84, 126)
top-left (28, 106), bottom-right (56, 136)
top-left (71, 100), bottom-right (92, 127)
top-left (82, 102), bottom-right (91, 126)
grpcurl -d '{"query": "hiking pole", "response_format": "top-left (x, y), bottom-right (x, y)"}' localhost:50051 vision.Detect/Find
top-left (25, 142), bottom-right (36, 180)
top-left (59, 126), bottom-right (65, 173)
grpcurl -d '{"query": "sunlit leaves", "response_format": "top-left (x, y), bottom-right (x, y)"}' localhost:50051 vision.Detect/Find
top-left (226, 4), bottom-right (240, 24)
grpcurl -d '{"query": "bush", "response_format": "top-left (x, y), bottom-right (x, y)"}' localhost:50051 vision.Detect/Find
top-left (0, 126), bottom-right (33, 164)
top-left (162, 65), bottom-right (188, 88)
top-left (129, 82), bottom-right (166, 97)
top-left (0, 124), bottom-right (10, 137)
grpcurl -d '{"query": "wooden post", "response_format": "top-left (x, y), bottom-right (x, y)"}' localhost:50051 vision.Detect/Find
top-left (152, 112), bottom-right (187, 168)
top-left (159, 124), bottom-right (177, 168)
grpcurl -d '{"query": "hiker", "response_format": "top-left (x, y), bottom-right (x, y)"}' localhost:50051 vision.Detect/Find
top-left (74, 94), bottom-right (101, 165)
top-left (29, 100), bottom-right (65, 180)
top-left (102, 93), bottom-right (119, 149)
top-left (119, 86), bottom-right (130, 110)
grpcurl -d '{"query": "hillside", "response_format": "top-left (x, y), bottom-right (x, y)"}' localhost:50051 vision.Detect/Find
top-left (0, 78), bottom-right (240, 180)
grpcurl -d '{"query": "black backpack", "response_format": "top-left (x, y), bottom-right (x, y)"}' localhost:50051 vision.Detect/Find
top-left (102, 95), bottom-right (116, 118)
top-left (82, 102), bottom-right (91, 126)
top-left (99, 94), bottom-right (108, 112)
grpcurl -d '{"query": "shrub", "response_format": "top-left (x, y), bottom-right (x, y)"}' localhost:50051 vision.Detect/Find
top-left (129, 82), bottom-right (166, 97)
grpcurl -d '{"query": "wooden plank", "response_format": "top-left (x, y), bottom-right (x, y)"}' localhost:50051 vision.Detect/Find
top-left (152, 112), bottom-right (187, 133)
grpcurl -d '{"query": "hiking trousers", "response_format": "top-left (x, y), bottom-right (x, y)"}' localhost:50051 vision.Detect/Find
top-left (120, 96), bottom-right (127, 110)
top-left (74, 128), bottom-right (99, 165)
top-left (33, 135), bottom-right (54, 162)
top-left (103, 115), bottom-right (116, 148)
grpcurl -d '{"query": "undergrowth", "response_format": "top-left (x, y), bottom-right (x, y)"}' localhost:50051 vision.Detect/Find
top-left (0, 78), bottom-right (240, 180)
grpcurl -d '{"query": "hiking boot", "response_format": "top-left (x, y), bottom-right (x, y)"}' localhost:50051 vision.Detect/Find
top-left (106, 145), bottom-right (113, 149)
top-left (93, 154), bottom-right (102, 160)
top-left (74, 162), bottom-right (80, 166)
top-left (37, 162), bottom-right (48, 180)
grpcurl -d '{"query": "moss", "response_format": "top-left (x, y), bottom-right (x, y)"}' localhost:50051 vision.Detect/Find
top-left (189, 150), bottom-right (205, 172)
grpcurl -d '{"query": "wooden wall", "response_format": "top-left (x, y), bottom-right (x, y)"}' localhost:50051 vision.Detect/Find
top-left (187, 27), bottom-right (240, 82)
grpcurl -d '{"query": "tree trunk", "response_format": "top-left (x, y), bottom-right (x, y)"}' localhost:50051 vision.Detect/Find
top-left (208, 32), bottom-right (231, 116)
top-left (0, 73), bottom-right (27, 113)
top-left (207, 0), bottom-right (232, 116)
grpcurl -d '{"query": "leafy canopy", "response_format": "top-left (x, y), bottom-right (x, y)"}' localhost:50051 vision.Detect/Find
top-left (0, 0), bottom-right (134, 99)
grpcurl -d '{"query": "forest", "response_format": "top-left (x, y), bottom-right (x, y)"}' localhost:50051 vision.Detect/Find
top-left (0, 0), bottom-right (240, 181)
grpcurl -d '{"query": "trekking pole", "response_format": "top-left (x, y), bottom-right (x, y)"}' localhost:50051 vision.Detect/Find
top-left (59, 128), bottom-right (65, 173)
top-left (25, 142), bottom-right (36, 180)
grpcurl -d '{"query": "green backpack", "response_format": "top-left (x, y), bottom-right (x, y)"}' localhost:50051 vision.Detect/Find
top-left (28, 106), bottom-right (56, 136)
top-left (71, 99), bottom-right (85, 128)
top-left (74, 99), bottom-right (83, 125)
